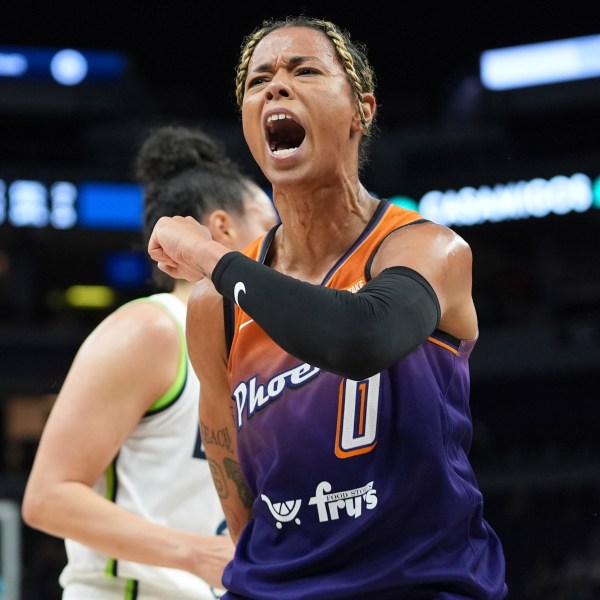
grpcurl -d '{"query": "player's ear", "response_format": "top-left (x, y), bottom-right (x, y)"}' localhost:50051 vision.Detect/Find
top-left (351, 93), bottom-right (376, 133)
top-left (361, 93), bottom-right (376, 128)
top-left (205, 209), bottom-right (236, 244)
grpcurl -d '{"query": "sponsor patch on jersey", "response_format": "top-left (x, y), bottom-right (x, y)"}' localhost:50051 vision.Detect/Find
top-left (261, 479), bottom-right (378, 529)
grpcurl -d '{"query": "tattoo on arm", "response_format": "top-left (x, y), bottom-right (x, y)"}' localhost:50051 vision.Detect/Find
top-left (201, 419), bottom-right (253, 508)
top-left (208, 459), bottom-right (229, 499)
top-left (224, 457), bottom-right (254, 509)
top-left (201, 420), bottom-right (233, 453)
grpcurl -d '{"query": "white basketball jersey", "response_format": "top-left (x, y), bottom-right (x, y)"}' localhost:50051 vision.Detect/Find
top-left (59, 293), bottom-right (227, 599)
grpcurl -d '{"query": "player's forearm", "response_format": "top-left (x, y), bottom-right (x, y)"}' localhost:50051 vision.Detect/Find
top-left (220, 456), bottom-right (253, 544)
top-left (23, 481), bottom-right (203, 571)
top-left (200, 415), bottom-right (252, 543)
top-left (191, 239), bottom-right (230, 279)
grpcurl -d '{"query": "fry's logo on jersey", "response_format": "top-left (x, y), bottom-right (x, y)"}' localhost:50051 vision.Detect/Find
top-left (232, 362), bottom-right (320, 428)
top-left (309, 480), bottom-right (378, 522)
top-left (261, 479), bottom-right (378, 529)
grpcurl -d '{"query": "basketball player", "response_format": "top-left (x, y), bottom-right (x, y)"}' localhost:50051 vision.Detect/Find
top-left (22, 125), bottom-right (278, 599)
top-left (147, 16), bottom-right (508, 600)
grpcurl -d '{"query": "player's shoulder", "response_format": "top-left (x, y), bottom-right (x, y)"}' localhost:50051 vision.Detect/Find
top-left (91, 298), bottom-right (181, 354)
top-left (386, 218), bottom-right (470, 252)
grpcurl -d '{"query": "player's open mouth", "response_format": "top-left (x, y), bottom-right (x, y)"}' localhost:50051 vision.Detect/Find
top-left (266, 113), bottom-right (306, 157)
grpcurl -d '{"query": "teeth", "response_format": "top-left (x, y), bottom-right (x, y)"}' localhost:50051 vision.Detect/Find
top-left (272, 147), bottom-right (298, 157)
top-left (267, 113), bottom-right (292, 123)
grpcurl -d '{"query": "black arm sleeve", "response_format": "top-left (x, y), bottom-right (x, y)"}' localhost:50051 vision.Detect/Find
top-left (212, 252), bottom-right (441, 381)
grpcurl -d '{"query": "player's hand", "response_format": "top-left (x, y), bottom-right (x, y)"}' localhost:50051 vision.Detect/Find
top-left (189, 534), bottom-right (235, 590)
top-left (148, 216), bottom-right (213, 281)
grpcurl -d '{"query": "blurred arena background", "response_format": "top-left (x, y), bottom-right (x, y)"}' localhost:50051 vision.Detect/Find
top-left (1, 1), bottom-right (599, 598)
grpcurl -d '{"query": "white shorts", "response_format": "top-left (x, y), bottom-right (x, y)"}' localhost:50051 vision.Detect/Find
top-left (62, 579), bottom-right (219, 600)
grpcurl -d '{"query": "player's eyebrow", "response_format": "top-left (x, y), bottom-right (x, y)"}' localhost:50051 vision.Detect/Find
top-left (251, 55), bottom-right (321, 73)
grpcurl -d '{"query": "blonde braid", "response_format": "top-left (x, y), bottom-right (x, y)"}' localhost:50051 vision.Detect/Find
top-left (319, 21), bottom-right (370, 130)
top-left (235, 26), bottom-right (271, 108)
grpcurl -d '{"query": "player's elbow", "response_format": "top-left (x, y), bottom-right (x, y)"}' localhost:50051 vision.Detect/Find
top-left (21, 489), bottom-right (42, 529)
top-left (329, 352), bottom-right (388, 381)
top-left (325, 324), bottom-right (428, 381)
top-left (323, 330), bottom-right (392, 381)
top-left (21, 484), bottom-right (51, 531)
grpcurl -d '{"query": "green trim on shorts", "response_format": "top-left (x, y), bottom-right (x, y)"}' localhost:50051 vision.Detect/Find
top-left (101, 565), bottom-right (138, 599)
top-left (104, 556), bottom-right (116, 578)
top-left (104, 460), bottom-right (118, 578)
top-left (105, 459), bottom-right (117, 502)
top-left (125, 578), bottom-right (138, 599)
